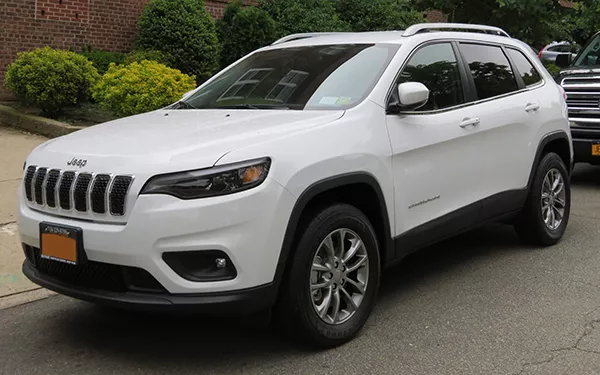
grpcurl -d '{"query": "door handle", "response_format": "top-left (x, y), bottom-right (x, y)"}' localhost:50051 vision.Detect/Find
top-left (459, 117), bottom-right (480, 128)
top-left (525, 103), bottom-right (540, 113)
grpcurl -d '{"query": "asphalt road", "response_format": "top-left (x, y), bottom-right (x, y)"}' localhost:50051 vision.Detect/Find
top-left (2, 164), bottom-right (600, 375)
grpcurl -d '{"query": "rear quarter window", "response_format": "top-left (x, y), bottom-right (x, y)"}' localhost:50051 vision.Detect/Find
top-left (507, 48), bottom-right (543, 87)
top-left (459, 43), bottom-right (519, 100)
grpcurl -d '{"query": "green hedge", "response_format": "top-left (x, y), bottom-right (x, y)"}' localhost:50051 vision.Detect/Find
top-left (77, 46), bottom-right (125, 75)
top-left (135, 0), bottom-right (220, 83)
top-left (92, 60), bottom-right (196, 117)
top-left (123, 49), bottom-right (175, 67)
top-left (5, 47), bottom-right (99, 115)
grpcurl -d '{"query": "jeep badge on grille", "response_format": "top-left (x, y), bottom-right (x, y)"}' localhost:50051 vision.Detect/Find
top-left (67, 158), bottom-right (87, 168)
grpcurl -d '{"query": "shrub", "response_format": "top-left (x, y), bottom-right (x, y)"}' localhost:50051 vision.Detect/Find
top-left (78, 46), bottom-right (125, 75)
top-left (544, 63), bottom-right (562, 78)
top-left (5, 47), bottom-right (99, 115)
top-left (92, 60), bottom-right (196, 116)
top-left (123, 49), bottom-right (175, 67)
top-left (260, 0), bottom-right (350, 37)
top-left (335, 0), bottom-right (426, 32)
top-left (135, 0), bottom-right (220, 83)
top-left (217, 1), bottom-right (277, 68)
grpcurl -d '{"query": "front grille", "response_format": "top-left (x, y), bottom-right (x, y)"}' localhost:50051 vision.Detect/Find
top-left (24, 166), bottom-right (133, 216)
top-left (562, 76), bottom-right (600, 126)
top-left (25, 245), bottom-right (165, 293)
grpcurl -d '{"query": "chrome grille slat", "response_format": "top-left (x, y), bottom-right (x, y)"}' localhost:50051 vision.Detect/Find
top-left (59, 171), bottom-right (76, 210)
top-left (24, 166), bottom-right (36, 201)
top-left (23, 166), bottom-right (133, 217)
top-left (33, 168), bottom-right (47, 205)
top-left (109, 176), bottom-right (133, 216)
top-left (91, 174), bottom-right (111, 214)
top-left (74, 173), bottom-right (93, 212)
top-left (44, 170), bottom-right (61, 208)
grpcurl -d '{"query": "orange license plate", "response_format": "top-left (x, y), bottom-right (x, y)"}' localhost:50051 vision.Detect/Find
top-left (40, 223), bottom-right (82, 265)
top-left (593, 144), bottom-right (600, 156)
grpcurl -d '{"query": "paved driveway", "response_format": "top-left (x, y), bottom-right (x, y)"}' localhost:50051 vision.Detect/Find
top-left (1, 163), bottom-right (600, 375)
top-left (0, 127), bottom-right (49, 302)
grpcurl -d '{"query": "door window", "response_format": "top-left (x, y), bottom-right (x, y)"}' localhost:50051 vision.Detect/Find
top-left (459, 43), bottom-right (519, 100)
top-left (507, 48), bottom-right (542, 87)
top-left (397, 43), bottom-right (464, 111)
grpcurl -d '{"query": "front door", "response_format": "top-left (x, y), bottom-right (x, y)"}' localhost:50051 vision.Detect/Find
top-left (386, 42), bottom-right (486, 245)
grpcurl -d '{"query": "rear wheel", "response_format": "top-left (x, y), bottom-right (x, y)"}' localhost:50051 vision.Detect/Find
top-left (515, 152), bottom-right (571, 245)
top-left (275, 203), bottom-right (380, 348)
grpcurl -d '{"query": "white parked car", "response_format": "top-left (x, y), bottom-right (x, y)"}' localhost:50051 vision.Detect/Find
top-left (19, 23), bottom-right (573, 348)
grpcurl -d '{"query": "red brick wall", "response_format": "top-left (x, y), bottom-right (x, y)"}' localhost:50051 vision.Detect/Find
top-left (0, 0), bottom-right (255, 100)
top-left (36, 0), bottom-right (90, 23)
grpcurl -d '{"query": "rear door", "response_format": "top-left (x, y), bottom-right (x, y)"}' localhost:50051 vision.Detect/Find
top-left (455, 42), bottom-right (543, 220)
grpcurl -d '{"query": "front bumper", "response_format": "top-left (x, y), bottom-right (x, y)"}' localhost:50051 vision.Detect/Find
top-left (18, 176), bottom-right (296, 298)
top-left (23, 260), bottom-right (276, 314)
top-left (571, 126), bottom-right (600, 164)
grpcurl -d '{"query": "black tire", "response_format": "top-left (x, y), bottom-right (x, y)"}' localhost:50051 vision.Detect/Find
top-left (515, 152), bottom-right (571, 246)
top-left (274, 203), bottom-right (381, 348)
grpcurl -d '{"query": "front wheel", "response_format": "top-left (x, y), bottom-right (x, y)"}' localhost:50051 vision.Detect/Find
top-left (515, 152), bottom-right (571, 246)
top-left (275, 203), bottom-right (381, 348)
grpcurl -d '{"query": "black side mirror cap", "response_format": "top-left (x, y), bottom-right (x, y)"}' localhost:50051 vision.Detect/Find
top-left (555, 53), bottom-right (572, 68)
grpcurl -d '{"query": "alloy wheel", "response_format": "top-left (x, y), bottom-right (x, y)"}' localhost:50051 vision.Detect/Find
top-left (541, 168), bottom-right (566, 230)
top-left (309, 229), bottom-right (369, 325)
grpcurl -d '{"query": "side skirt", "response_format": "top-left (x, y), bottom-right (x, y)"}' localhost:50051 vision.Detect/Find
top-left (388, 189), bottom-right (528, 267)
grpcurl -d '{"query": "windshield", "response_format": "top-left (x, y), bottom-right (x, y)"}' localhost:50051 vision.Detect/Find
top-left (177, 43), bottom-right (400, 110)
top-left (573, 33), bottom-right (600, 67)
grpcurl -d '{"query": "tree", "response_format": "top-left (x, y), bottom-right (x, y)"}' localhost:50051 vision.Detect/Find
top-left (260, 0), bottom-right (350, 37)
top-left (217, 1), bottom-right (277, 68)
top-left (565, 1), bottom-right (600, 46)
top-left (136, 0), bottom-right (220, 83)
top-left (414, 0), bottom-right (573, 48)
top-left (334, 0), bottom-right (426, 32)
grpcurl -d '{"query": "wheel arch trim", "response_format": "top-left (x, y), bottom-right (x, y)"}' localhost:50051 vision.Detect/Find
top-left (528, 130), bottom-right (572, 189)
top-left (272, 172), bottom-right (394, 292)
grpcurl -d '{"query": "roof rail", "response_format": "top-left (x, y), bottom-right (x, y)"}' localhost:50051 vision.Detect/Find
top-left (271, 32), bottom-right (353, 46)
top-left (402, 23), bottom-right (510, 38)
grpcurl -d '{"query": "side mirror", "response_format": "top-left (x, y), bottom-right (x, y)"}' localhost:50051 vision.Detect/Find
top-left (388, 82), bottom-right (429, 113)
top-left (555, 53), bottom-right (572, 68)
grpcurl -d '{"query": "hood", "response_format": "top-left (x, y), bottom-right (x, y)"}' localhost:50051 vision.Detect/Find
top-left (558, 66), bottom-right (600, 82)
top-left (30, 109), bottom-right (344, 174)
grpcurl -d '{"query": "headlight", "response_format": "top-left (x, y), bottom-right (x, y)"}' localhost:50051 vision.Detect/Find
top-left (140, 158), bottom-right (271, 199)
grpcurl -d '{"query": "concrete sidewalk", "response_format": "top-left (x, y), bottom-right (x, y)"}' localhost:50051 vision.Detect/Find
top-left (0, 127), bottom-right (55, 308)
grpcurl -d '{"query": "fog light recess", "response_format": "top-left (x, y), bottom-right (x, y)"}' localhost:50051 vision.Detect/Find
top-left (162, 250), bottom-right (237, 282)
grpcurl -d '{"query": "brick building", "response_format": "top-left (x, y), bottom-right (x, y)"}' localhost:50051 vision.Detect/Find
top-left (0, 0), bottom-right (444, 100)
top-left (0, 0), bottom-right (259, 100)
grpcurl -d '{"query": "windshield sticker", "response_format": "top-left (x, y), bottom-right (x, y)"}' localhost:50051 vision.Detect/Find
top-left (319, 96), bottom-right (353, 105)
top-left (319, 96), bottom-right (339, 105)
top-left (336, 97), bottom-right (352, 105)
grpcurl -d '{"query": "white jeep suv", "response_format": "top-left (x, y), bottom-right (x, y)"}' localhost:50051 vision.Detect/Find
top-left (19, 23), bottom-right (573, 348)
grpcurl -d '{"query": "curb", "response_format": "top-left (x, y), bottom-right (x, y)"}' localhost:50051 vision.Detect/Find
top-left (0, 104), bottom-right (84, 138)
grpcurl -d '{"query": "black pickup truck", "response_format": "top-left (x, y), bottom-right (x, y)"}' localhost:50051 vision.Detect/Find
top-left (555, 31), bottom-right (600, 165)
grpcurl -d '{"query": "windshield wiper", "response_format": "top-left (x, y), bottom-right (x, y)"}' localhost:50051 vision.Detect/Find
top-left (170, 100), bottom-right (199, 110)
top-left (216, 103), bottom-right (290, 110)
